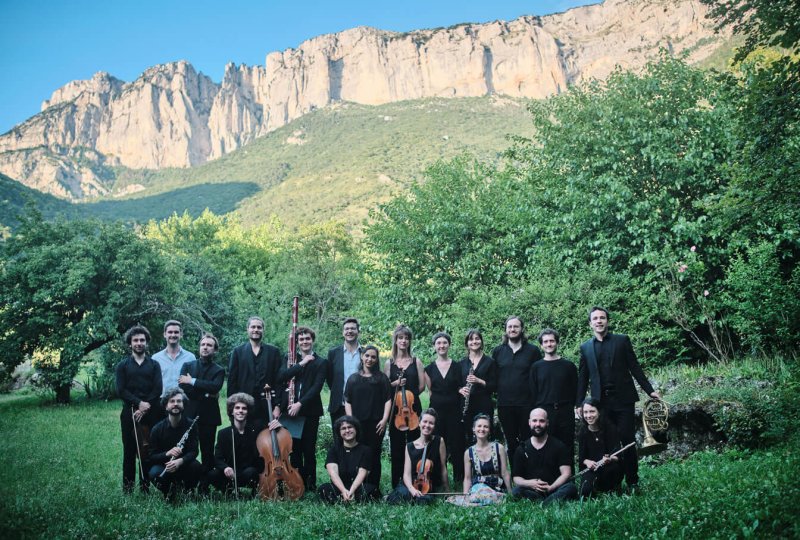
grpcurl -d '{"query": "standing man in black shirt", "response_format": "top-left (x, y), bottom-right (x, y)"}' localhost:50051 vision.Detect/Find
top-left (512, 408), bottom-right (577, 505)
top-left (575, 306), bottom-right (661, 491)
top-left (530, 328), bottom-right (578, 464)
top-left (491, 316), bottom-right (542, 460)
top-left (179, 333), bottom-right (225, 475)
top-left (227, 316), bottom-right (283, 423)
top-left (278, 326), bottom-right (328, 491)
top-left (327, 318), bottom-right (362, 426)
top-left (148, 387), bottom-right (202, 500)
top-left (115, 324), bottom-right (162, 494)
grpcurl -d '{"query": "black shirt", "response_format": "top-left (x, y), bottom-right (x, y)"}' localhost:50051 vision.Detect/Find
top-left (425, 360), bottom-right (462, 410)
top-left (214, 421), bottom-right (265, 472)
top-left (407, 435), bottom-right (444, 490)
top-left (326, 443), bottom-right (372, 488)
top-left (578, 422), bottom-right (623, 470)
top-left (593, 338), bottom-right (615, 391)
top-left (344, 372), bottom-right (392, 422)
top-left (530, 358), bottom-right (578, 407)
top-left (115, 355), bottom-right (162, 409)
top-left (389, 360), bottom-right (422, 414)
top-left (278, 352), bottom-right (328, 418)
top-left (512, 436), bottom-right (571, 484)
top-left (149, 416), bottom-right (199, 465)
top-left (491, 342), bottom-right (542, 407)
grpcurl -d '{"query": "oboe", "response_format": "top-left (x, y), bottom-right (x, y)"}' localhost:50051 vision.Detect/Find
top-left (462, 363), bottom-right (475, 417)
top-left (158, 415), bottom-right (199, 477)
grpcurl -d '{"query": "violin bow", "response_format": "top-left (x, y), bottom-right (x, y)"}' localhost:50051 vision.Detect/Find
top-left (231, 423), bottom-right (240, 518)
top-left (131, 406), bottom-right (146, 485)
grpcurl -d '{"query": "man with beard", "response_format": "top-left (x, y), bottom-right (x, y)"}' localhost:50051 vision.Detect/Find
top-left (153, 320), bottom-right (196, 405)
top-left (530, 328), bottom-right (578, 464)
top-left (491, 316), bottom-right (542, 459)
top-left (512, 408), bottom-right (577, 505)
top-left (207, 392), bottom-right (265, 495)
top-left (576, 306), bottom-right (660, 492)
top-left (148, 387), bottom-right (202, 500)
top-left (115, 324), bottom-right (162, 494)
top-left (179, 333), bottom-right (225, 475)
top-left (227, 316), bottom-right (283, 423)
top-left (327, 318), bottom-right (362, 425)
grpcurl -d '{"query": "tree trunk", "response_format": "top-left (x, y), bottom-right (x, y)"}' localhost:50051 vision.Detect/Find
top-left (55, 383), bottom-right (71, 404)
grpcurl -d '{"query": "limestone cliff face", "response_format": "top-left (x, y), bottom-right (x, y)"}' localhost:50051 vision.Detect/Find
top-left (0, 0), bottom-right (730, 199)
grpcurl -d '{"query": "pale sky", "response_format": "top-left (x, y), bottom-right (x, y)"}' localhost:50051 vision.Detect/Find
top-left (0, 0), bottom-right (596, 134)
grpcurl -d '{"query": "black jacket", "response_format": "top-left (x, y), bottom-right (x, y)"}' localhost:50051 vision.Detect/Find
top-left (278, 352), bottom-right (327, 418)
top-left (180, 358), bottom-right (225, 426)
top-left (326, 344), bottom-right (361, 413)
top-left (576, 333), bottom-right (654, 406)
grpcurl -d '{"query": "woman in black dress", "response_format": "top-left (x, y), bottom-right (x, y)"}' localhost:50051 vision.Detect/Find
top-left (344, 345), bottom-right (392, 488)
top-left (318, 416), bottom-right (379, 503)
top-left (577, 398), bottom-right (624, 498)
top-left (458, 329), bottom-right (497, 443)
top-left (386, 408), bottom-right (449, 504)
top-left (384, 325), bottom-right (426, 488)
top-left (424, 332), bottom-right (464, 483)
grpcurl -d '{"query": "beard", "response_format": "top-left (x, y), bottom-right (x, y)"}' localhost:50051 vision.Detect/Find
top-left (531, 425), bottom-right (547, 437)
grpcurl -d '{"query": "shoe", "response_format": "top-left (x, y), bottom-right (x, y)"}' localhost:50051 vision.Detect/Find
top-left (625, 483), bottom-right (641, 495)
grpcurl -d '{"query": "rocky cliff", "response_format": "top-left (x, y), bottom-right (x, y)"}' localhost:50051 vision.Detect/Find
top-left (0, 0), bottom-right (730, 199)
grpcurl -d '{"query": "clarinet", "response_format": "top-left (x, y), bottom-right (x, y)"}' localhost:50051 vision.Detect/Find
top-left (158, 415), bottom-right (199, 477)
top-left (462, 363), bottom-right (475, 417)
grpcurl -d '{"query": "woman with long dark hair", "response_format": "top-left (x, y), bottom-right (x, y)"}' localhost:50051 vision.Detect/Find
top-left (344, 345), bottom-right (391, 489)
top-left (577, 398), bottom-right (624, 498)
top-left (458, 329), bottom-right (497, 443)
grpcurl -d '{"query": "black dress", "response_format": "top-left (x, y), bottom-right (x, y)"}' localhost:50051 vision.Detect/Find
top-left (388, 359), bottom-right (422, 488)
top-left (345, 371), bottom-right (392, 486)
top-left (577, 421), bottom-right (624, 497)
top-left (425, 360), bottom-right (465, 482)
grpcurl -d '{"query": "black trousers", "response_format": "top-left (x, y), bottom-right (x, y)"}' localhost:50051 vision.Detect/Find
top-left (329, 406), bottom-right (346, 428)
top-left (318, 482), bottom-right (379, 503)
top-left (197, 424), bottom-right (218, 472)
top-left (434, 405), bottom-right (465, 483)
top-left (207, 466), bottom-right (260, 493)
top-left (386, 484), bottom-right (438, 505)
top-left (148, 461), bottom-right (203, 498)
top-left (513, 482), bottom-right (577, 506)
top-left (389, 424), bottom-right (420, 488)
top-left (540, 404), bottom-right (576, 467)
top-left (604, 402), bottom-right (638, 485)
top-left (580, 461), bottom-right (623, 498)
top-left (498, 405), bottom-right (530, 463)
top-left (359, 418), bottom-right (385, 487)
top-left (290, 415), bottom-right (320, 490)
top-left (120, 408), bottom-right (159, 493)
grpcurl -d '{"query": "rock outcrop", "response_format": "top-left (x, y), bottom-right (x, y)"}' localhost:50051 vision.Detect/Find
top-left (0, 0), bottom-right (731, 199)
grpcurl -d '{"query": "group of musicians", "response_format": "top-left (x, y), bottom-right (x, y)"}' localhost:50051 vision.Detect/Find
top-left (115, 306), bottom-right (661, 504)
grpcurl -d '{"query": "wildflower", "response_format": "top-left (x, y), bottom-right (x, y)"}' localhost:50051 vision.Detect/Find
top-left (704, 290), bottom-right (710, 297)
top-left (690, 246), bottom-right (696, 252)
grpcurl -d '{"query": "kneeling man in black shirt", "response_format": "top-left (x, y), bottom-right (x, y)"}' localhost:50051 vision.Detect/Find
top-left (512, 408), bottom-right (577, 505)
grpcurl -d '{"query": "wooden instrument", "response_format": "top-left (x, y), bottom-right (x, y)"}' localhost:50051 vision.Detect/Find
top-left (462, 362), bottom-right (475, 418)
top-left (393, 368), bottom-right (419, 431)
top-left (570, 441), bottom-right (636, 481)
top-left (286, 296), bottom-right (299, 409)
top-left (256, 393), bottom-right (305, 500)
top-left (412, 441), bottom-right (432, 494)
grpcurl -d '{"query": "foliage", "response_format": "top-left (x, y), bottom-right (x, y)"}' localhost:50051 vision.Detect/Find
top-left (701, 0), bottom-right (800, 61)
top-left (0, 210), bottom-right (179, 402)
top-left (721, 242), bottom-right (800, 356)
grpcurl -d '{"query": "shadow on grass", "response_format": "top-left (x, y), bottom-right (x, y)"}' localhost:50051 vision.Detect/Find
top-left (81, 182), bottom-right (261, 223)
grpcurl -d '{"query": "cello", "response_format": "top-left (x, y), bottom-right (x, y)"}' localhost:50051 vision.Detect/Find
top-left (256, 392), bottom-right (305, 500)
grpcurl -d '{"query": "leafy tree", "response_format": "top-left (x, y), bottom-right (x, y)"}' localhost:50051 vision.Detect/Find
top-left (701, 0), bottom-right (800, 60)
top-left (0, 211), bottom-right (178, 402)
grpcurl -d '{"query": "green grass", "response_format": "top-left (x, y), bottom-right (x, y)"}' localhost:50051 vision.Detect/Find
top-left (2, 367), bottom-right (799, 539)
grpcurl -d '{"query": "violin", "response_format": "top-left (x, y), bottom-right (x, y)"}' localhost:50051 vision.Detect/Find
top-left (393, 368), bottom-right (420, 431)
top-left (256, 392), bottom-right (305, 500)
top-left (412, 441), bottom-right (432, 494)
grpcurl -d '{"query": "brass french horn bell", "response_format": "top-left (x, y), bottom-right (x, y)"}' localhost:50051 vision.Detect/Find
top-left (639, 398), bottom-right (668, 456)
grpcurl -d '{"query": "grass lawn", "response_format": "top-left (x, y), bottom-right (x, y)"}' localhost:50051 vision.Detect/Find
top-left (1, 383), bottom-right (798, 539)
